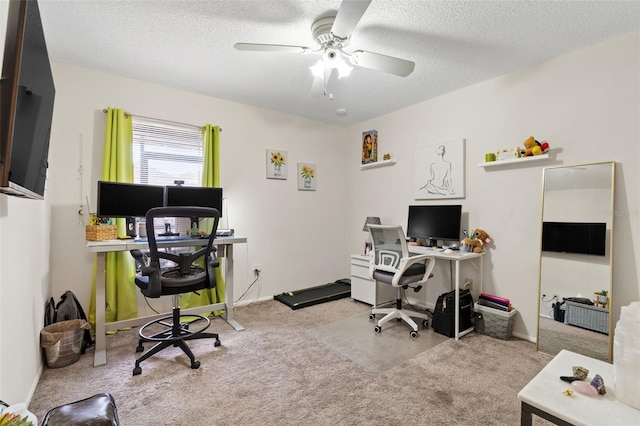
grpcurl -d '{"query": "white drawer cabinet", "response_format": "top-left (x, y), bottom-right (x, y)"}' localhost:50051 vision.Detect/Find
top-left (350, 254), bottom-right (396, 305)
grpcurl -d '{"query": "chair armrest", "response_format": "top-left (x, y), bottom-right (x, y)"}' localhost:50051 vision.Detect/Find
top-left (391, 254), bottom-right (435, 287)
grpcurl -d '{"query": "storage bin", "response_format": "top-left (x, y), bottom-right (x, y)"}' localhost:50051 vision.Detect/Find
top-left (474, 303), bottom-right (517, 340)
top-left (40, 319), bottom-right (91, 368)
top-left (85, 225), bottom-right (117, 241)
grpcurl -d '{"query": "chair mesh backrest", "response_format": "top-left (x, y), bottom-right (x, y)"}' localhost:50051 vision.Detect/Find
top-left (143, 206), bottom-right (220, 296)
top-left (368, 225), bottom-right (410, 273)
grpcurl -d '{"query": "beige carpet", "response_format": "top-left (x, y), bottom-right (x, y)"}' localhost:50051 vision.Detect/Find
top-left (307, 311), bottom-right (449, 373)
top-left (29, 298), bottom-right (552, 425)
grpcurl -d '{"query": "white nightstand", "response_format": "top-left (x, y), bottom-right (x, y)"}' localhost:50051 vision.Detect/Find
top-left (350, 254), bottom-right (396, 306)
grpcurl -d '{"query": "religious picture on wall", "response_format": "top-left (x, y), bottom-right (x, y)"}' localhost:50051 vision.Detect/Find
top-left (362, 130), bottom-right (378, 164)
top-left (414, 138), bottom-right (465, 199)
top-left (266, 149), bottom-right (288, 180)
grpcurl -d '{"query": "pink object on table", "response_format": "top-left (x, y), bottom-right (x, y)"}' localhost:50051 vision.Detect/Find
top-left (571, 381), bottom-right (598, 396)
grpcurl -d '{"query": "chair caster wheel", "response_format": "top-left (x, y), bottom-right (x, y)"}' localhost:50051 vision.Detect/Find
top-left (374, 326), bottom-right (382, 333)
top-left (191, 360), bottom-right (201, 370)
top-left (422, 319), bottom-right (429, 328)
top-left (369, 314), bottom-right (375, 321)
top-left (410, 331), bottom-right (418, 338)
top-left (136, 344), bottom-right (144, 353)
top-left (214, 339), bottom-right (221, 347)
top-left (133, 366), bottom-right (142, 376)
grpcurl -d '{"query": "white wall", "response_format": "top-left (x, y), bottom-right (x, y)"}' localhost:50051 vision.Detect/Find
top-left (0, 0), bottom-right (48, 405)
top-left (46, 62), bottom-right (351, 317)
top-left (346, 30), bottom-right (640, 340)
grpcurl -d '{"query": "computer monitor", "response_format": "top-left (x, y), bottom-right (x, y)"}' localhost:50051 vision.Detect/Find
top-left (165, 186), bottom-right (223, 217)
top-left (406, 204), bottom-right (462, 247)
top-left (97, 181), bottom-right (165, 218)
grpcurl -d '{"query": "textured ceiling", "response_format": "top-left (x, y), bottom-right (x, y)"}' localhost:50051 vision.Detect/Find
top-left (37, 0), bottom-right (640, 126)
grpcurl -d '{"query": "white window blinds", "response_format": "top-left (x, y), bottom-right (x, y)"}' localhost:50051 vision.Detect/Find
top-left (132, 116), bottom-right (204, 235)
top-left (132, 117), bottom-right (204, 186)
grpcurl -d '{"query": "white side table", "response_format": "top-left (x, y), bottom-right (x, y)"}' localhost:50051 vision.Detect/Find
top-left (518, 349), bottom-right (640, 425)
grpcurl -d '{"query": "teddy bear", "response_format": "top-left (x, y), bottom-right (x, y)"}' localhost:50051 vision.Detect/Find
top-left (461, 229), bottom-right (492, 253)
top-left (461, 237), bottom-right (483, 252)
top-left (472, 229), bottom-right (492, 253)
top-left (522, 136), bottom-right (550, 157)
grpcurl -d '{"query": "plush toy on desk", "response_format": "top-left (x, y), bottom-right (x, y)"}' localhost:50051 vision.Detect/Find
top-left (522, 136), bottom-right (550, 157)
top-left (461, 229), bottom-right (492, 253)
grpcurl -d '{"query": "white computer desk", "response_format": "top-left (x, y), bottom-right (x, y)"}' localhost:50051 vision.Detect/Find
top-left (408, 246), bottom-right (483, 340)
top-left (87, 235), bottom-right (247, 367)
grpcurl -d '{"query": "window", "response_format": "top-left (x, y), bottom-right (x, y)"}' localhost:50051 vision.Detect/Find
top-left (132, 117), bottom-right (204, 186)
top-left (132, 117), bottom-right (204, 235)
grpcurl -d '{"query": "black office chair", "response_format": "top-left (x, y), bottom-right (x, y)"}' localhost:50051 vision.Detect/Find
top-left (129, 206), bottom-right (221, 376)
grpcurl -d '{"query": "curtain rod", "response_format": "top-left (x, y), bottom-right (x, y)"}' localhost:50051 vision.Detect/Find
top-left (102, 109), bottom-right (222, 132)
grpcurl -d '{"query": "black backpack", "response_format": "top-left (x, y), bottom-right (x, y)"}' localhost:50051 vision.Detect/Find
top-left (45, 291), bottom-right (94, 354)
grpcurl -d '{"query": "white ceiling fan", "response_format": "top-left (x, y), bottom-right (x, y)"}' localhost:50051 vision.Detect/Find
top-left (234, 0), bottom-right (415, 98)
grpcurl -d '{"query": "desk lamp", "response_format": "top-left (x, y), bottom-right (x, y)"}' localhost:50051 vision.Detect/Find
top-left (362, 216), bottom-right (381, 255)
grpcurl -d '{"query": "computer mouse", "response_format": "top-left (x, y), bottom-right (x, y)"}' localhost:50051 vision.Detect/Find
top-left (444, 248), bottom-right (453, 254)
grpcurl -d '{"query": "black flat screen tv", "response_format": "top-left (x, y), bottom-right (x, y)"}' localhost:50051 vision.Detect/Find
top-left (406, 204), bottom-right (462, 246)
top-left (542, 222), bottom-right (606, 256)
top-left (97, 181), bottom-right (165, 218)
top-left (0, 0), bottom-right (56, 199)
top-left (165, 186), bottom-right (223, 217)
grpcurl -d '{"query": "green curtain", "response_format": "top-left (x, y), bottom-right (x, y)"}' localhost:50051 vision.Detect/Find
top-left (180, 125), bottom-right (225, 313)
top-left (89, 108), bottom-right (138, 328)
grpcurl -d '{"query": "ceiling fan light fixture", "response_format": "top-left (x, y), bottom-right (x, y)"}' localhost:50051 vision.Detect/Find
top-left (336, 60), bottom-right (353, 79)
top-left (309, 60), bottom-right (325, 78)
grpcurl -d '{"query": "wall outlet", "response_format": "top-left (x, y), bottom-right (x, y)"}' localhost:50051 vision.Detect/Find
top-left (464, 278), bottom-right (473, 290)
top-left (253, 265), bottom-right (262, 276)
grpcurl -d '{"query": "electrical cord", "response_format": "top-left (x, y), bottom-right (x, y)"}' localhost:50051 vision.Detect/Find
top-left (235, 274), bottom-right (259, 303)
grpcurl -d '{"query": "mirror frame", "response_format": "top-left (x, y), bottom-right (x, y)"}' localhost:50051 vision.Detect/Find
top-left (536, 161), bottom-right (615, 362)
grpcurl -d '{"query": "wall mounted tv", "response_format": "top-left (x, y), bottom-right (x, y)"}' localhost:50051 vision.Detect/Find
top-left (542, 222), bottom-right (606, 256)
top-left (0, 0), bottom-right (56, 199)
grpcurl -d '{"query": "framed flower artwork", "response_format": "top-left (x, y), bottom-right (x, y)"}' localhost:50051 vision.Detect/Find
top-left (297, 163), bottom-right (316, 191)
top-left (266, 149), bottom-right (287, 179)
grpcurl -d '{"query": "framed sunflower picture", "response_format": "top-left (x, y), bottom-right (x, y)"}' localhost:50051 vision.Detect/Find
top-left (266, 149), bottom-right (288, 179)
top-left (297, 163), bottom-right (316, 191)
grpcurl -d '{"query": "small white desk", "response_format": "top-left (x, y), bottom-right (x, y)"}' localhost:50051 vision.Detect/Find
top-left (518, 350), bottom-right (640, 425)
top-left (87, 236), bottom-right (247, 367)
top-left (408, 246), bottom-right (483, 340)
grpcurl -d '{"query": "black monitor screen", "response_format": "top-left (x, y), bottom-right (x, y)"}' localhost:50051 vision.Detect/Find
top-left (542, 222), bottom-right (606, 256)
top-left (165, 186), bottom-right (223, 217)
top-left (97, 181), bottom-right (165, 218)
top-left (406, 205), bottom-right (462, 244)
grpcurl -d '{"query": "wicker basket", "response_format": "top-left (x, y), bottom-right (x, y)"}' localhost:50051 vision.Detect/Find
top-left (85, 225), bottom-right (117, 241)
top-left (474, 303), bottom-right (517, 340)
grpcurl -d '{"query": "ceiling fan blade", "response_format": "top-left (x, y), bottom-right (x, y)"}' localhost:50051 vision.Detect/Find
top-left (309, 75), bottom-right (325, 97)
top-left (234, 43), bottom-right (310, 54)
top-left (331, 0), bottom-right (372, 40)
top-left (350, 50), bottom-right (415, 77)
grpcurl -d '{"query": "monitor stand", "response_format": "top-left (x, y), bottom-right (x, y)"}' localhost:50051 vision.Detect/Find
top-left (426, 237), bottom-right (438, 248)
top-left (125, 217), bottom-right (137, 238)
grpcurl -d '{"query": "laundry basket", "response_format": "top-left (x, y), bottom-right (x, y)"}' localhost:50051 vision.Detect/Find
top-left (40, 319), bottom-right (91, 368)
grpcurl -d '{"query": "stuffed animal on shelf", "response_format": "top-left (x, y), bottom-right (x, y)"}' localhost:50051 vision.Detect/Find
top-left (522, 136), bottom-right (550, 157)
top-left (461, 229), bottom-right (492, 253)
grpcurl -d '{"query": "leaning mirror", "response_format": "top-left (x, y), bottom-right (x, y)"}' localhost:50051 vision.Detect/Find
top-left (537, 161), bottom-right (615, 362)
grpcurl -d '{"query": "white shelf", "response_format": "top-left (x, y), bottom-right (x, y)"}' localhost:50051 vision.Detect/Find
top-left (478, 154), bottom-right (549, 168)
top-left (360, 159), bottom-right (396, 170)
